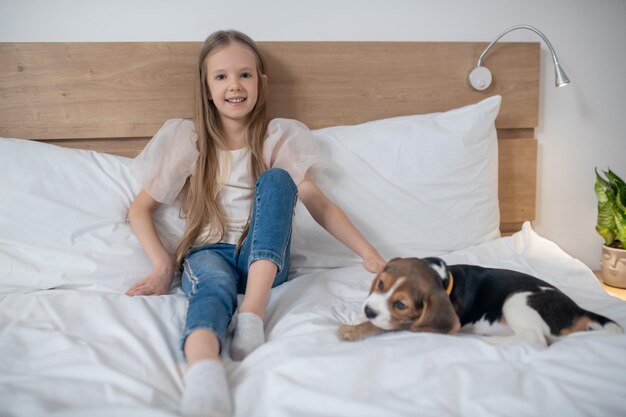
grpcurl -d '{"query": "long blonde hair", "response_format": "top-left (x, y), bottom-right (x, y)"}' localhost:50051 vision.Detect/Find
top-left (175, 30), bottom-right (269, 269)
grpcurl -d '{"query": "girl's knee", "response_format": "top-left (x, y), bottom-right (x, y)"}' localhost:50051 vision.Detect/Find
top-left (257, 168), bottom-right (296, 192)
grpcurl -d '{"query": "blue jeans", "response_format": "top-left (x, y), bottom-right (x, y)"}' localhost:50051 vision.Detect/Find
top-left (180, 168), bottom-right (297, 356)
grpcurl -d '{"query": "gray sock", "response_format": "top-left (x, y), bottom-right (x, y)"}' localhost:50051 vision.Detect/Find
top-left (180, 359), bottom-right (232, 417)
top-left (230, 312), bottom-right (265, 361)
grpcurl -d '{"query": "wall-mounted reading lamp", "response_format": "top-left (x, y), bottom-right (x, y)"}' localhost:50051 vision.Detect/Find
top-left (468, 24), bottom-right (570, 91)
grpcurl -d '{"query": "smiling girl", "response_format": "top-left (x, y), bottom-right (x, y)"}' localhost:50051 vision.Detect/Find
top-left (126, 30), bottom-right (385, 416)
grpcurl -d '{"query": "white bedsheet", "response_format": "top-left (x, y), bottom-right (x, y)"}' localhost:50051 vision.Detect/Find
top-left (1, 223), bottom-right (626, 417)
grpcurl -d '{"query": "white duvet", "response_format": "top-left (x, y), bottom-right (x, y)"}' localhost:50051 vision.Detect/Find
top-left (2, 224), bottom-right (625, 417)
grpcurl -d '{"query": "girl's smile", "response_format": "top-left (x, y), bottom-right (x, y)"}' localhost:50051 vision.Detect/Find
top-left (225, 96), bottom-right (247, 105)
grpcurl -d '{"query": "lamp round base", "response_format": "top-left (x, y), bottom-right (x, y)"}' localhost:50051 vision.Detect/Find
top-left (468, 66), bottom-right (492, 91)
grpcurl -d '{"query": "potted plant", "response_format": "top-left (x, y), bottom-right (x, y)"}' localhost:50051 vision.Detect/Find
top-left (595, 168), bottom-right (626, 288)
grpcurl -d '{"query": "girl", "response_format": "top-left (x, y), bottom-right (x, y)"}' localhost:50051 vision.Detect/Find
top-left (126, 30), bottom-right (385, 417)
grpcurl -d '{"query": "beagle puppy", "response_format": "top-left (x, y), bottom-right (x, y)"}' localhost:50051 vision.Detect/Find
top-left (339, 257), bottom-right (623, 348)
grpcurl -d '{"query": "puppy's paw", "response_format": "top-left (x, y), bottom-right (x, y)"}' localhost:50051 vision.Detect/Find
top-left (338, 324), bottom-right (365, 341)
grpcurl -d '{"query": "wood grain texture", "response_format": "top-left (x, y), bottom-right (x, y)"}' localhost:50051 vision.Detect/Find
top-left (498, 138), bottom-right (538, 230)
top-left (0, 42), bottom-right (198, 140)
top-left (0, 42), bottom-right (539, 139)
top-left (261, 42), bottom-right (539, 130)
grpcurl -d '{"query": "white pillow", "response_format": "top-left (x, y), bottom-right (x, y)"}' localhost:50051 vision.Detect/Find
top-left (289, 95), bottom-right (502, 271)
top-left (0, 138), bottom-right (184, 294)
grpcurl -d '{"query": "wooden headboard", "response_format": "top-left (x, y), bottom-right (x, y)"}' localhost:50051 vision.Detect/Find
top-left (0, 41), bottom-right (539, 234)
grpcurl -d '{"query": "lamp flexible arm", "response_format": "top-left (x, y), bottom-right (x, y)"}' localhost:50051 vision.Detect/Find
top-left (468, 24), bottom-right (569, 90)
top-left (477, 24), bottom-right (561, 69)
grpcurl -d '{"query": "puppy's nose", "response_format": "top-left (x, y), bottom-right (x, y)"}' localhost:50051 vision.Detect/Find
top-left (364, 305), bottom-right (378, 319)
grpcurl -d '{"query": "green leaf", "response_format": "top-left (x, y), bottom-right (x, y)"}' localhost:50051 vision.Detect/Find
top-left (596, 225), bottom-right (616, 246)
top-left (606, 168), bottom-right (626, 188)
top-left (595, 168), bottom-right (622, 246)
top-left (614, 190), bottom-right (626, 249)
top-left (610, 170), bottom-right (626, 213)
top-left (596, 167), bottom-right (613, 190)
top-left (595, 174), bottom-right (616, 242)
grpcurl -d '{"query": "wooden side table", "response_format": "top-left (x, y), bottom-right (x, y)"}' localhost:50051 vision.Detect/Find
top-left (594, 271), bottom-right (626, 300)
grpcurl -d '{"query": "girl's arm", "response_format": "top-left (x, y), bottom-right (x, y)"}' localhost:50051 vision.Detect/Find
top-left (298, 173), bottom-right (386, 273)
top-left (126, 189), bottom-right (175, 296)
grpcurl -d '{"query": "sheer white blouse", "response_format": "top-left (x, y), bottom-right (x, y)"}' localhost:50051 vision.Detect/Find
top-left (129, 118), bottom-right (321, 244)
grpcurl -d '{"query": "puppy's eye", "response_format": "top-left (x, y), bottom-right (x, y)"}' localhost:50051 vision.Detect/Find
top-left (377, 279), bottom-right (384, 290)
top-left (392, 300), bottom-right (407, 310)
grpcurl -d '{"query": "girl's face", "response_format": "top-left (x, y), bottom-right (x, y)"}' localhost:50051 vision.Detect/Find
top-left (205, 42), bottom-right (263, 126)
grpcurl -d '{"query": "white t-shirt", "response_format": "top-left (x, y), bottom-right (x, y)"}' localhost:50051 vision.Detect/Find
top-left (130, 118), bottom-right (320, 244)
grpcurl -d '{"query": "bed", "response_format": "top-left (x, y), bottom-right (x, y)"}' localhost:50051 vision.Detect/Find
top-left (1, 41), bottom-right (625, 417)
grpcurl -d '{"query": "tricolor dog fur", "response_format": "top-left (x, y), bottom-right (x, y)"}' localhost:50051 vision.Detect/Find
top-left (339, 257), bottom-right (623, 348)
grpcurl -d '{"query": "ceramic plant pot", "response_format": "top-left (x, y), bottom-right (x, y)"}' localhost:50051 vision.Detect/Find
top-left (601, 245), bottom-right (626, 289)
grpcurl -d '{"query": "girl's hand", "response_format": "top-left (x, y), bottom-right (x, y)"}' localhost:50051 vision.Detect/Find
top-left (126, 264), bottom-right (174, 296)
top-left (362, 252), bottom-right (386, 274)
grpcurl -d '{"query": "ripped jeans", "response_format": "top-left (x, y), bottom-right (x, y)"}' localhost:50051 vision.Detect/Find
top-left (179, 168), bottom-right (297, 356)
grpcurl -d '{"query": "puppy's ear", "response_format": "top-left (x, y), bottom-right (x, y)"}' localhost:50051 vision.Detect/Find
top-left (410, 291), bottom-right (460, 335)
top-left (368, 257), bottom-right (400, 294)
top-left (423, 257), bottom-right (448, 280)
top-left (368, 269), bottom-right (388, 294)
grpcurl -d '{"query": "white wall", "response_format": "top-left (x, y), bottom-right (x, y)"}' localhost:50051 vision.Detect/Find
top-left (2, 0), bottom-right (625, 270)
